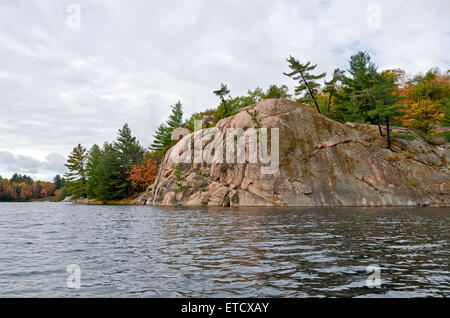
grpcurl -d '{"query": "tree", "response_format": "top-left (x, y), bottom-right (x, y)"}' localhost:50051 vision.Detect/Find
top-left (64, 144), bottom-right (88, 199)
top-left (324, 68), bottom-right (345, 117)
top-left (284, 56), bottom-right (326, 114)
top-left (334, 51), bottom-right (378, 124)
top-left (126, 158), bottom-right (158, 192)
top-left (94, 142), bottom-right (123, 202)
top-left (85, 144), bottom-right (103, 199)
top-left (264, 84), bottom-right (291, 99)
top-left (53, 174), bottom-right (63, 190)
top-left (368, 73), bottom-right (405, 150)
top-left (399, 69), bottom-right (449, 133)
top-left (213, 84), bottom-right (231, 117)
top-left (113, 124), bottom-right (145, 198)
top-left (150, 102), bottom-right (185, 156)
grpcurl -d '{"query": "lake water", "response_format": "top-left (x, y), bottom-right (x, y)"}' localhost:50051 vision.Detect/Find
top-left (0, 202), bottom-right (448, 297)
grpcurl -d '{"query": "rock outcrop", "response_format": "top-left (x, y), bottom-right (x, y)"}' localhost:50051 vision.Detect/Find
top-left (141, 99), bottom-right (449, 207)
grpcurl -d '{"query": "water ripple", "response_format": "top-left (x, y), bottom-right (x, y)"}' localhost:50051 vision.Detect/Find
top-left (0, 202), bottom-right (448, 297)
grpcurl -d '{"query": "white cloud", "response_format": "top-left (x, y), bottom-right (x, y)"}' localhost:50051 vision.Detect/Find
top-left (0, 0), bottom-right (448, 179)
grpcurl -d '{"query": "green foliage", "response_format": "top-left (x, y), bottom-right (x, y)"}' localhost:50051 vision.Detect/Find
top-left (213, 83), bottom-right (231, 117)
top-left (185, 109), bottom-right (216, 131)
top-left (246, 109), bottom-right (262, 129)
top-left (284, 56), bottom-right (326, 113)
top-left (440, 98), bottom-right (450, 127)
top-left (368, 73), bottom-right (405, 149)
top-left (173, 166), bottom-right (189, 193)
top-left (442, 131), bottom-right (450, 142)
top-left (53, 174), bottom-right (65, 190)
top-left (55, 186), bottom-right (69, 201)
top-left (70, 124), bottom-right (144, 202)
top-left (334, 51), bottom-right (378, 123)
top-left (10, 173), bottom-right (33, 184)
top-left (324, 68), bottom-right (345, 117)
top-left (64, 144), bottom-right (88, 199)
top-left (211, 84), bottom-right (291, 124)
top-left (150, 101), bottom-right (185, 157)
top-left (410, 180), bottom-right (418, 187)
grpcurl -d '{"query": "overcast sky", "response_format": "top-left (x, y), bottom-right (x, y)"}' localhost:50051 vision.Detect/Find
top-left (0, 0), bottom-right (448, 181)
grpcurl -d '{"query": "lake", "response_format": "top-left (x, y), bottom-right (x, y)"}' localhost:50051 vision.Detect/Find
top-left (0, 202), bottom-right (448, 297)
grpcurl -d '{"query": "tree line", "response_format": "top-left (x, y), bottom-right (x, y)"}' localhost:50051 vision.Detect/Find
top-left (0, 173), bottom-right (65, 202)
top-left (63, 50), bottom-right (449, 202)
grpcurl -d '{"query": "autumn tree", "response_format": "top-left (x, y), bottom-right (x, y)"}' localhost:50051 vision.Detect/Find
top-left (284, 56), bottom-right (326, 114)
top-left (126, 158), bottom-right (158, 192)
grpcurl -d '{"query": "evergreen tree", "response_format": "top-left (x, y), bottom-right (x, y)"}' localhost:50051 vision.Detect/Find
top-left (85, 144), bottom-right (103, 199)
top-left (264, 84), bottom-right (291, 99)
top-left (213, 84), bottom-right (231, 117)
top-left (334, 51), bottom-right (378, 124)
top-left (324, 68), bottom-right (345, 117)
top-left (166, 101), bottom-right (184, 130)
top-left (95, 142), bottom-right (123, 201)
top-left (284, 56), bottom-right (326, 114)
top-left (64, 144), bottom-right (88, 199)
top-left (113, 124), bottom-right (145, 198)
top-left (53, 174), bottom-right (63, 190)
top-left (150, 102), bottom-right (185, 155)
top-left (368, 73), bottom-right (405, 150)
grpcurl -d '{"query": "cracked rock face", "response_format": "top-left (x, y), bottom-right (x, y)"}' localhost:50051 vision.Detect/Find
top-left (143, 99), bottom-right (450, 207)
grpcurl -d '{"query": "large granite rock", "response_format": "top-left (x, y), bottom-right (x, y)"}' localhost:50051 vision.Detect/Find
top-left (143, 99), bottom-right (449, 207)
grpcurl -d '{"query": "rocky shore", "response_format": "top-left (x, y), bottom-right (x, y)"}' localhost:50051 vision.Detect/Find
top-left (133, 99), bottom-right (449, 207)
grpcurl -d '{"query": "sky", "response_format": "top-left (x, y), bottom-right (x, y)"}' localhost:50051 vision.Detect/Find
top-left (0, 0), bottom-right (449, 181)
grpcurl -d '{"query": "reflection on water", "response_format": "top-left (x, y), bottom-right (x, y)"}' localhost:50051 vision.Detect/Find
top-left (0, 202), bottom-right (448, 297)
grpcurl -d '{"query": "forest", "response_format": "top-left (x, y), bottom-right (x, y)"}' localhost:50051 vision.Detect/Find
top-left (61, 51), bottom-right (449, 203)
top-left (0, 174), bottom-right (66, 202)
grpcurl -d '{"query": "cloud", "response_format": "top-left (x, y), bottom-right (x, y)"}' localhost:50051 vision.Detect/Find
top-left (0, 0), bottom-right (448, 178)
top-left (0, 151), bottom-right (66, 180)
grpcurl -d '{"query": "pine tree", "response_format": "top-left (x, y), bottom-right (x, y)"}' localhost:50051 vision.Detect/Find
top-left (368, 73), bottom-right (405, 150)
top-left (324, 68), bottom-right (345, 117)
top-left (85, 144), bottom-right (103, 199)
top-left (150, 102), bottom-right (184, 155)
top-left (213, 84), bottom-right (231, 117)
top-left (113, 124), bottom-right (145, 198)
top-left (53, 174), bottom-right (63, 190)
top-left (97, 142), bottom-right (122, 201)
top-left (64, 144), bottom-right (88, 199)
top-left (334, 51), bottom-right (378, 123)
top-left (284, 56), bottom-right (326, 114)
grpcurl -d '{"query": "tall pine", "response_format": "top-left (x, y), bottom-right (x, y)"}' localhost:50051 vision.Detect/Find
top-left (334, 51), bottom-right (378, 123)
top-left (284, 56), bottom-right (326, 114)
top-left (64, 144), bottom-right (88, 199)
top-left (113, 124), bottom-right (145, 197)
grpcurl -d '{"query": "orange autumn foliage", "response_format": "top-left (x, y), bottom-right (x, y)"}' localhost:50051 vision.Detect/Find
top-left (126, 159), bottom-right (158, 191)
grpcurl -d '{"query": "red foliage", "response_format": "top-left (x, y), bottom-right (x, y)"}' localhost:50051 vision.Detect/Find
top-left (40, 188), bottom-right (47, 197)
top-left (126, 159), bottom-right (158, 191)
